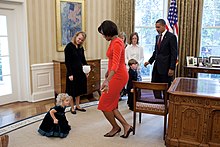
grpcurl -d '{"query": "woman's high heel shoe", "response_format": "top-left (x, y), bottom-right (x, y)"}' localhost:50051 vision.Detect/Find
top-left (104, 128), bottom-right (121, 137)
top-left (120, 126), bottom-right (134, 138)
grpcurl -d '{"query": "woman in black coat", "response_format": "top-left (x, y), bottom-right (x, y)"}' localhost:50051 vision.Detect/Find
top-left (64, 31), bottom-right (88, 114)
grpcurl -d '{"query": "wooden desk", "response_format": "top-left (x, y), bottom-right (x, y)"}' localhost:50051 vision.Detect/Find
top-left (184, 66), bottom-right (220, 77)
top-left (166, 77), bottom-right (220, 147)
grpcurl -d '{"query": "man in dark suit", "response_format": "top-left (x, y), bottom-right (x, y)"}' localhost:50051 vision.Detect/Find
top-left (144, 19), bottom-right (177, 99)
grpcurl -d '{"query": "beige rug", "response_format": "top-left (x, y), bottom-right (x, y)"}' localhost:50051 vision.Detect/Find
top-left (7, 100), bottom-right (165, 147)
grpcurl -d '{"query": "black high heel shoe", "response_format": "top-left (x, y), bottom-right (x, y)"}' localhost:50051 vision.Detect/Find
top-left (120, 126), bottom-right (134, 138)
top-left (104, 128), bottom-right (121, 137)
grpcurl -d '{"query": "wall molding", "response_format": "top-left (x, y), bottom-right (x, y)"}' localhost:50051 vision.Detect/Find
top-left (31, 63), bottom-right (54, 102)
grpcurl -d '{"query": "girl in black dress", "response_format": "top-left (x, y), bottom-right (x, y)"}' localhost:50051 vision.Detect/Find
top-left (38, 93), bottom-right (71, 138)
top-left (64, 31), bottom-right (88, 114)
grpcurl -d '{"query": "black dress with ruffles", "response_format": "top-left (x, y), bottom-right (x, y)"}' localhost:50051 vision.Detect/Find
top-left (38, 106), bottom-right (71, 138)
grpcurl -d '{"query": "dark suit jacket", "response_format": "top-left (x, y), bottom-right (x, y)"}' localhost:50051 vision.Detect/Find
top-left (148, 31), bottom-right (177, 75)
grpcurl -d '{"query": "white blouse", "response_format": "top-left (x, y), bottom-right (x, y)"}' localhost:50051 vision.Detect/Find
top-left (125, 44), bottom-right (144, 66)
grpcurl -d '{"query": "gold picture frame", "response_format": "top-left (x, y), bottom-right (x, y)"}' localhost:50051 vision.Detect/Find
top-left (56, 0), bottom-right (85, 51)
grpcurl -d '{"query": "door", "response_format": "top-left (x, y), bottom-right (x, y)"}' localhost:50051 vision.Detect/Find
top-left (0, 8), bottom-right (19, 104)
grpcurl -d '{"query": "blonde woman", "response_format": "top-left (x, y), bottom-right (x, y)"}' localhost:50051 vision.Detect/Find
top-left (64, 31), bottom-right (88, 114)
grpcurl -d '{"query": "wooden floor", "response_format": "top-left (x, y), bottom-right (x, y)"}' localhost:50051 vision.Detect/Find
top-left (0, 99), bottom-right (55, 128)
top-left (0, 96), bottom-right (97, 128)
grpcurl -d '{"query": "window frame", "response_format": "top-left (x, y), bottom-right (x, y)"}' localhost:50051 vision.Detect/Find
top-left (134, 0), bottom-right (168, 81)
top-left (199, 0), bottom-right (220, 79)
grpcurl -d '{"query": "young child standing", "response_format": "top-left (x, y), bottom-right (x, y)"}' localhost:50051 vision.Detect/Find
top-left (119, 32), bottom-right (128, 98)
top-left (38, 93), bottom-right (71, 138)
top-left (126, 59), bottom-right (138, 111)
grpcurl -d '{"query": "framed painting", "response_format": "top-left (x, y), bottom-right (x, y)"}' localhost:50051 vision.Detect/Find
top-left (56, 0), bottom-right (85, 51)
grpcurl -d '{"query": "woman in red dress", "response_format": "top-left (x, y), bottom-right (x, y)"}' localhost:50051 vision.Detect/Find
top-left (97, 20), bottom-right (133, 138)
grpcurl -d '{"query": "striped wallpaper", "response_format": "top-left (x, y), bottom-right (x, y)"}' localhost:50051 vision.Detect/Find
top-left (26, 0), bottom-right (117, 65)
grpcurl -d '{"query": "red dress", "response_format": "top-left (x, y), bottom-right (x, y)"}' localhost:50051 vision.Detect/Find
top-left (98, 38), bottom-right (128, 111)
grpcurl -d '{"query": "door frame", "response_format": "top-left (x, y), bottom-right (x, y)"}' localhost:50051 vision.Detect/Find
top-left (0, 0), bottom-right (31, 104)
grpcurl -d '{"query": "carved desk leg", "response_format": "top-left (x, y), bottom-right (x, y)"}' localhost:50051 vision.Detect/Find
top-left (0, 135), bottom-right (9, 147)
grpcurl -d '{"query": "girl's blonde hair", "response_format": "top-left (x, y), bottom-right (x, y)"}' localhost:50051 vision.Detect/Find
top-left (72, 31), bottom-right (87, 47)
top-left (56, 93), bottom-right (72, 106)
top-left (118, 32), bottom-right (127, 44)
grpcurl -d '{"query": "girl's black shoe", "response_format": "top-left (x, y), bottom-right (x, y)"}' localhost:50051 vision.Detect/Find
top-left (70, 109), bottom-right (76, 114)
top-left (75, 107), bottom-right (86, 112)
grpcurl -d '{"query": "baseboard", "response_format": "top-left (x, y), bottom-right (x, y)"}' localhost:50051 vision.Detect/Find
top-left (31, 90), bottom-right (55, 102)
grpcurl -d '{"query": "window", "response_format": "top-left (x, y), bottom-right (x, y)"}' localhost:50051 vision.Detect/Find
top-left (0, 15), bottom-right (9, 82)
top-left (135, 0), bottom-right (168, 80)
top-left (0, 14), bottom-right (12, 96)
top-left (199, 0), bottom-right (220, 79)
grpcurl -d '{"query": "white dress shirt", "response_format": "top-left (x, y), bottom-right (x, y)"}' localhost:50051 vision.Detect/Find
top-left (125, 44), bottom-right (144, 66)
